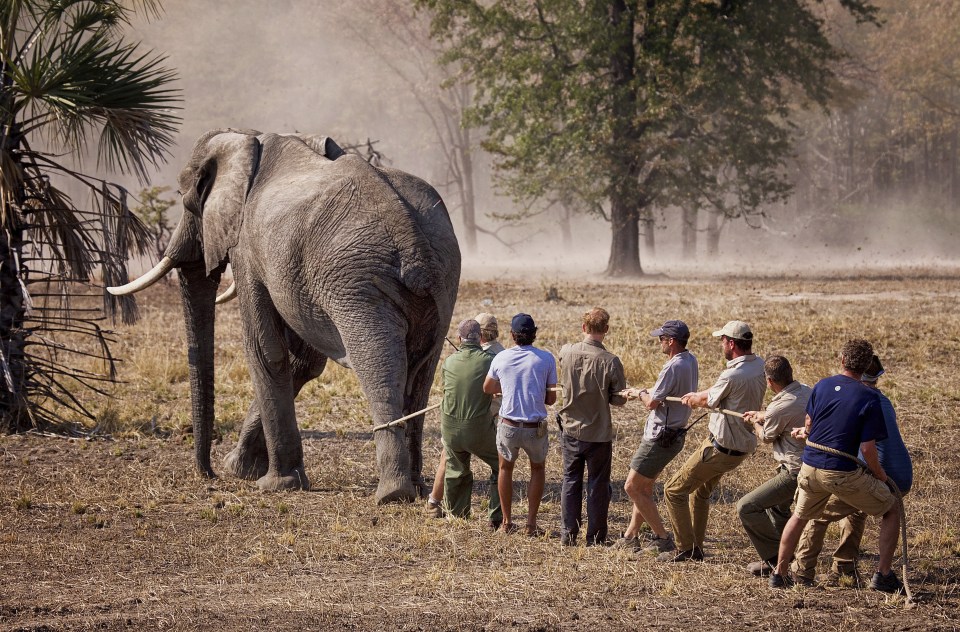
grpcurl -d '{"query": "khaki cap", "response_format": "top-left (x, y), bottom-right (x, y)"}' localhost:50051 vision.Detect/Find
top-left (712, 320), bottom-right (753, 340)
top-left (474, 313), bottom-right (498, 332)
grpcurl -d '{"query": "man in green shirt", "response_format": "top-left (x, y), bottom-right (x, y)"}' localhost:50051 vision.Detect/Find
top-left (441, 319), bottom-right (503, 528)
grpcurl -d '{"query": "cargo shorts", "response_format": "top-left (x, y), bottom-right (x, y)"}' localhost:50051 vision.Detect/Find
top-left (793, 462), bottom-right (895, 520)
top-left (496, 421), bottom-right (549, 464)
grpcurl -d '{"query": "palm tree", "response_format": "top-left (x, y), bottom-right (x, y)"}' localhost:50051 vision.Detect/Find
top-left (0, 0), bottom-right (179, 431)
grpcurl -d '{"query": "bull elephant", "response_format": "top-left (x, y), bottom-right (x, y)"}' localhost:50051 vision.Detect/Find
top-left (109, 129), bottom-right (460, 503)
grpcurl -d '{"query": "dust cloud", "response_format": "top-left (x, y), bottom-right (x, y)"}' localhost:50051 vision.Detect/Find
top-left (122, 1), bottom-right (960, 280)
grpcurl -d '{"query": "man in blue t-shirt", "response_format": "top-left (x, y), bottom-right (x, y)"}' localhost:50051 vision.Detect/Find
top-left (770, 339), bottom-right (903, 594)
top-left (791, 354), bottom-right (913, 585)
top-left (483, 313), bottom-right (558, 536)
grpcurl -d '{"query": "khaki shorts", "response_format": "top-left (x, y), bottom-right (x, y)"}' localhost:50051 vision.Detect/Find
top-left (793, 463), bottom-right (895, 520)
top-left (496, 422), bottom-right (549, 464)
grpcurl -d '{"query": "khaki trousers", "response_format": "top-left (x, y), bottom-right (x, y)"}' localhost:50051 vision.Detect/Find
top-left (791, 497), bottom-right (867, 581)
top-left (663, 437), bottom-right (748, 551)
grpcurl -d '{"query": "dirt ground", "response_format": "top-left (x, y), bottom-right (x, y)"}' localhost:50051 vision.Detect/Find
top-left (3, 272), bottom-right (960, 631)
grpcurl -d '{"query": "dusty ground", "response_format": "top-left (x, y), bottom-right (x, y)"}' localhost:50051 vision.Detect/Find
top-left (3, 272), bottom-right (960, 630)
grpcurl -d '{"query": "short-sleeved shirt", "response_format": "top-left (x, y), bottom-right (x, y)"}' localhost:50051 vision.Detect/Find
top-left (482, 340), bottom-right (506, 356)
top-left (802, 374), bottom-right (887, 472)
top-left (441, 342), bottom-right (494, 421)
top-left (707, 354), bottom-right (766, 454)
top-left (758, 381), bottom-right (811, 474)
top-left (558, 339), bottom-right (627, 443)
top-left (861, 390), bottom-right (913, 493)
top-left (488, 345), bottom-right (558, 422)
top-left (643, 350), bottom-right (699, 441)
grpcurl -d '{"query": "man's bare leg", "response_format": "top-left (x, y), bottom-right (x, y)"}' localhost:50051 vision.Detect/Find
top-left (527, 461), bottom-right (546, 531)
top-left (877, 504), bottom-right (900, 575)
top-left (498, 455), bottom-right (515, 530)
top-left (624, 470), bottom-right (668, 538)
top-left (774, 514), bottom-right (809, 576)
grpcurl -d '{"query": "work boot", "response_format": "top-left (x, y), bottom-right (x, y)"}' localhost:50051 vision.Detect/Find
top-left (656, 546), bottom-right (703, 562)
top-left (870, 571), bottom-right (904, 594)
top-left (611, 535), bottom-right (643, 552)
top-left (423, 499), bottom-right (443, 519)
top-left (747, 557), bottom-right (777, 577)
top-left (642, 534), bottom-right (676, 554)
top-left (769, 573), bottom-right (795, 589)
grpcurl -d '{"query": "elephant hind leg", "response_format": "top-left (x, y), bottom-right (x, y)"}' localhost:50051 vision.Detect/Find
top-left (224, 330), bottom-right (328, 481)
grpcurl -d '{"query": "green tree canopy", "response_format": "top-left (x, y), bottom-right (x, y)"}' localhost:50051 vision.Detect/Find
top-left (418, 0), bottom-right (877, 275)
top-left (0, 0), bottom-right (180, 430)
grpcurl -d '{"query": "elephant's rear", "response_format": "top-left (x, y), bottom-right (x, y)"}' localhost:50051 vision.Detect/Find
top-left (377, 166), bottom-right (460, 328)
top-left (376, 167), bottom-right (460, 495)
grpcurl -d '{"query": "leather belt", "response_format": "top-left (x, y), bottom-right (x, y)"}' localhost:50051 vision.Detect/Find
top-left (711, 439), bottom-right (746, 457)
top-left (501, 418), bottom-right (541, 429)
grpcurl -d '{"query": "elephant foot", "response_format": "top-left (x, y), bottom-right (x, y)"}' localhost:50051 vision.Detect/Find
top-left (223, 447), bottom-right (269, 481)
top-left (256, 467), bottom-right (310, 491)
top-left (375, 477), bottom-right (417, 505)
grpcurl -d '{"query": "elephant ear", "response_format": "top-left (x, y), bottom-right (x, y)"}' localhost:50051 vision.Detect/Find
top-left (289, 134), bottom-right (345, 160)
top-left (194, 133), bottom-right (261, 275)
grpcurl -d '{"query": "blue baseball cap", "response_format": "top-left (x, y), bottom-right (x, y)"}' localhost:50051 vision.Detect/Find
top-left (511, 313), bottom-right (537, 334)
top-left (651, 319), bottom-right (690, 342)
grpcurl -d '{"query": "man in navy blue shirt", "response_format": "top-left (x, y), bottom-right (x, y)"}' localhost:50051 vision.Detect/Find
top-left (770, 339), bottom-right (903, 593)
top-left (791, 354), bottom-right (913, 586)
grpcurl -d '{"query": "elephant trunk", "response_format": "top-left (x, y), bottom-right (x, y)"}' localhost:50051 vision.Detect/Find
top-left (178, 259), bottom-right (222, 478)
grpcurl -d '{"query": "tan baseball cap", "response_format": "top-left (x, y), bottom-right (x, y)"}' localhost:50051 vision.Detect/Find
top-left (474, 313), bottom-right (498, 332)
top-left (712, 320), bottom-right (753, 340)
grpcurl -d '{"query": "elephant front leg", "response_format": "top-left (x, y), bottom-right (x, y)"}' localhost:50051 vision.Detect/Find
top-left (238, 289), bottom-right (309, 491)
top-left (223, 402), bottom-right (269, 481)
top-left (224, 333), bottom-right (327, 481)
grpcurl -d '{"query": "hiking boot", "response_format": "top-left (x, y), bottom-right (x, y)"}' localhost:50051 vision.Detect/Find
top-left (656, 546), bottom-right (704, 563)
top-left (611, 535), bottom-right (643, 552)
top-left (822, 568), bottom-right (862, 588)
top-left (794, 574), bottom-right (816, 588)
top-left (769, 573), bottom-right (795, 589)
top-left (488, 521), bottom-right (502, 532)
top-left (523, 524), bottom-right (545, 537)
top-left (560, 532), bottom-right (577, 547)
top-left (642, 535), bottom-right (676, 554)
top-left (870, 571), bottom-right (904, 594)
top-left (423, 499), bottom-right (443, 518)
top-left (747, 560), bottom-right (777, 577)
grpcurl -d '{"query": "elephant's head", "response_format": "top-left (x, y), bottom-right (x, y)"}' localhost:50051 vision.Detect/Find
top-left (107, 128), bottom-right (263, 478)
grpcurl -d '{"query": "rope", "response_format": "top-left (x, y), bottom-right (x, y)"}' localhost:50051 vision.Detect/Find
top-left (372, 387), bottom-right (564, 432)
top-left (663, 396), bottom-right (745, 419)
top-left (805, 440), bottom-right (913, 604)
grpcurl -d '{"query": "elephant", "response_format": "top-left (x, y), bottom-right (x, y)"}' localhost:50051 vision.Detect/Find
top-left (109, 129), bottom-right (461, 503)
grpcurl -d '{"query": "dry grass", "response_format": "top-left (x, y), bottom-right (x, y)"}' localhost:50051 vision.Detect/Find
top-left (2, 272), bottom-right (960, 630)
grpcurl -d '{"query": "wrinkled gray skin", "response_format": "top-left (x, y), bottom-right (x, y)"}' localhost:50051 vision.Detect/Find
top-left (163, 129), bottom-right (459, 503)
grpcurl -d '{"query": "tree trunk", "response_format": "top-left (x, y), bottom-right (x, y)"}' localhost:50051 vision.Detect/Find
top-left (682, 205), bottom-right (698, 258)
top-left (606, 194), bottom-right (643, 276)
top-left (706, 211), bottom-right (722, 257)
top-left (604, 0), bottom-right (643, 277)
top-left (559, 203), bottom-right (573, 249)
top-left (643, 215), bottom-right (655, 255)
top-left (457, 123), bottom-right (478, 254)
top-left (0, 224), bottom-right (29, 432)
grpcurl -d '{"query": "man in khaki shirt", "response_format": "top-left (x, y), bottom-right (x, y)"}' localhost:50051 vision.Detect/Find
top-left (557, 308), bottom-right (627, 546)
top-left (659, 320), bottom-right (766, 562)
top-left (738, 356), bottom-right (811, 576)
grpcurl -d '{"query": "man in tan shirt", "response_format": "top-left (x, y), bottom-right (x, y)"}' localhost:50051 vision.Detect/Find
top-left (557, 308), bottom-right (627, 546)
top-left (659, 320), bottom-right (766, 562)
top-left (738, 355), bottom-right (811, 577)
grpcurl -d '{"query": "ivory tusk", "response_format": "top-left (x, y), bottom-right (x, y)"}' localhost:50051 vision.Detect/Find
top-left (107, 257), bottom-right (175, 296)
top-left (215, 282), bottom-right (237, 304)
